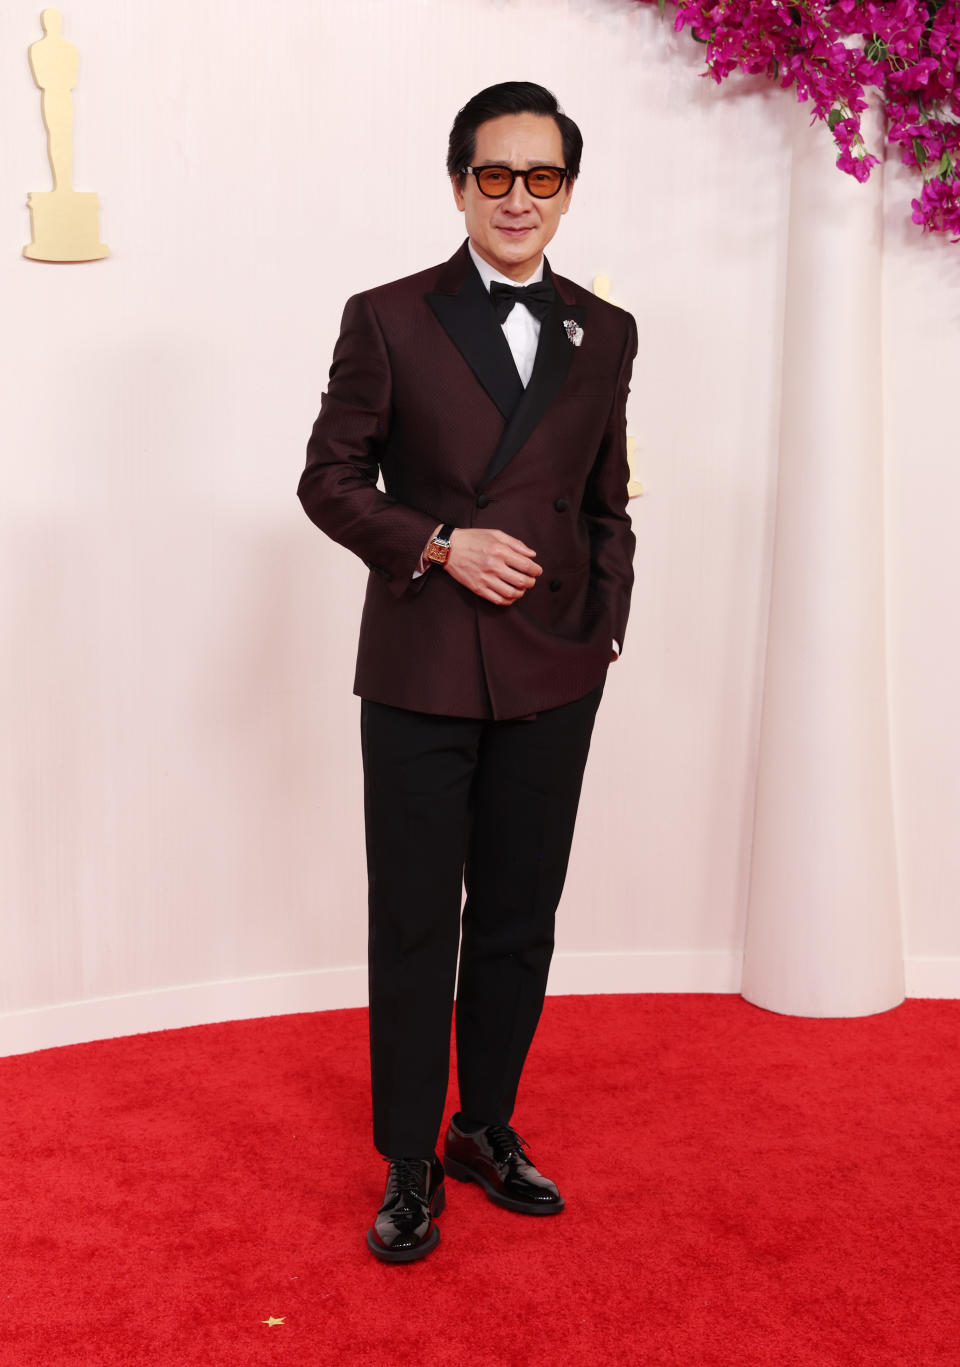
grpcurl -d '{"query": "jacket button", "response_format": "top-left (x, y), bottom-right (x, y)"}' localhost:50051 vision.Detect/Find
top-left (549, 578), bottom-right (562, 592)
top-left (476, 493), bottom-right (489, 508)
top-left (554, 497), bottom-right (569, 512)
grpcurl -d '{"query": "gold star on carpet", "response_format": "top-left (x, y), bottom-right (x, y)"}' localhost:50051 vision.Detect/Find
top-left (261, 1316), bottom-right (285, 1326)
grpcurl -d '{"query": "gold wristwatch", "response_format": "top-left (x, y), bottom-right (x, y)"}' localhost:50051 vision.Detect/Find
top-left (425, 523), bottom-right (455, 567)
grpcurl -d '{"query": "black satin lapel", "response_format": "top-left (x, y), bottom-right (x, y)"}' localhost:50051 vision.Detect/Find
top-left (426, 267), bottom-right (524, 421)
top-left (477, 301), bottom-right (587, 490)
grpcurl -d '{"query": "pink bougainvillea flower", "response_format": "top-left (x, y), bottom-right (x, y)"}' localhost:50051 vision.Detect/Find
top-left (645, 0), bottom-right (960, 239)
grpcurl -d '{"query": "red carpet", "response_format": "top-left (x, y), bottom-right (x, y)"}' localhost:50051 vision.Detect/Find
top-left (1, 994), bottom-right (957, 1366)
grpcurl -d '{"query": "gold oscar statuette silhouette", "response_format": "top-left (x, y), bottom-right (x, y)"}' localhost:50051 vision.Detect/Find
top-left (593, 274), bottom-right (643, 498)
top-left (24, 9), bottom-right (108, 262)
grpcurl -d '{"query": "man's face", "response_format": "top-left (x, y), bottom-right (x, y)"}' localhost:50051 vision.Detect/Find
top-left (452, 112), bottom-right (574, 282)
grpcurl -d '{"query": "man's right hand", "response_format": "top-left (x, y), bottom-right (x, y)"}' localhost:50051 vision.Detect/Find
top-left (427, 526), bottom-right (542, 605)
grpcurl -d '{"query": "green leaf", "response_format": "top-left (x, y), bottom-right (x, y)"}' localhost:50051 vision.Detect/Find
top-left (939, 151), bottom-right (955, 182)
top-left (658, 0), bottom-right (666, 15)
top-left (913, 137), bottom-right (928, 166)
top-left (827, 108), bottom-right (843, 132)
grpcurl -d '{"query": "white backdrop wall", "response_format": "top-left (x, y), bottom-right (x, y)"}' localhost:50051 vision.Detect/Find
top-left (2, 0), bottom-right (958, 1054)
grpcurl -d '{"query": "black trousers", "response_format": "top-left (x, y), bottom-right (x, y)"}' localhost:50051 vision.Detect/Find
top-left (359, 680), bottom-right (605, 1158)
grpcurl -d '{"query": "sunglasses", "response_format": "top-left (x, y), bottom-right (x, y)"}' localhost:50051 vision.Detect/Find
top-left (463, 165), bottom-right (569, 199)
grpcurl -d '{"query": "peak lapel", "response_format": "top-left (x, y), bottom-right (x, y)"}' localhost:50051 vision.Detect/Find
top-left (477, 277), bottom-right (586, 491)
top-left (425, 250), bottom-right (524, 421)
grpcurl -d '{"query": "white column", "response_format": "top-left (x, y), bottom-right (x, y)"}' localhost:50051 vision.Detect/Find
top-left (741, 95), bottom-right (904, 1017)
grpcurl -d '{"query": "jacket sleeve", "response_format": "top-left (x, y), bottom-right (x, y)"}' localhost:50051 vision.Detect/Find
top-left (297, 291), bottom-right (441, 598)
top-left (582, 311), bottom-right (638, 654)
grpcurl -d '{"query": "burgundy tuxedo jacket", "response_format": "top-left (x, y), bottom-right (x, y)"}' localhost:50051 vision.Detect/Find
top-left (297, 240), bottom-right (637, 720)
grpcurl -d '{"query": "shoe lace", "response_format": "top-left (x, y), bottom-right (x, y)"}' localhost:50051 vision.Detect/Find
top-left (484, 1124), bottom-right (529, 1165)
top-left (383, 1157), bottom-right (430, 1207)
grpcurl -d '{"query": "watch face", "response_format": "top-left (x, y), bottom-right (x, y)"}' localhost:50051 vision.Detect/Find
top-left (427, 543), bottom-right (447, 563)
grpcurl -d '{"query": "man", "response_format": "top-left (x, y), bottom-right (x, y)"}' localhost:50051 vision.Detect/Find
top-left (297, 81), bottom-right (637, 1262)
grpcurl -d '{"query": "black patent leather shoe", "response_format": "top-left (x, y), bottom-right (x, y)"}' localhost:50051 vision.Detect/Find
top-left (366, 1155), bottom-right (446, 1263)
top-left (443, 1117), bottom-right (564, 1215)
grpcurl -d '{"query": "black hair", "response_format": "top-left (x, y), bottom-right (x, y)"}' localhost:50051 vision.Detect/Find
top-left (446, 81), bottom-right (583, 186)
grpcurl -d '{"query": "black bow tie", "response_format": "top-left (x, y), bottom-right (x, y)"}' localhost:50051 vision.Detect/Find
top-left (489, 279), bottom-right (555, 324)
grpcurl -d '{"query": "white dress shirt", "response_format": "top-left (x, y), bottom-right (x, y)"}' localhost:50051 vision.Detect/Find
top-left (412, 244), bottom-right (620, 658)
top-left (468, 240), bottom-right (544, 386)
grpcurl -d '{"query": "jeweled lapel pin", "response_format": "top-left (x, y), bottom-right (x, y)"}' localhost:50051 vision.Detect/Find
top-left (563, 319), bottom-right (584, 347)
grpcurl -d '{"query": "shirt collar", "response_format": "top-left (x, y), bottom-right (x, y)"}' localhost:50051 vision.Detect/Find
top-left (468, 239), bottom-right (544, 292)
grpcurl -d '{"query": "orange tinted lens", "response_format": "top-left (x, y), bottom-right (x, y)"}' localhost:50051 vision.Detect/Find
top-left (527, 168), bottom-right (564, 197)
top-left (476, 167), bottom-right (513, 196)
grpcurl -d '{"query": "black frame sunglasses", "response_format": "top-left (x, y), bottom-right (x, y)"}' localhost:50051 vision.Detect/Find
top-left (463, 165), bottom-right (570, 199)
